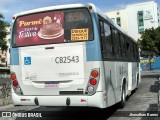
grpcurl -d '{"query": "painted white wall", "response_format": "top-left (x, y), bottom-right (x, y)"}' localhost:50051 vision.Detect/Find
top-left (127, 1), bottom-right (159, 40)
top-left (105, 1), bottom-right (160, 41)
top-left (106, 9), bottom-right (127, 32)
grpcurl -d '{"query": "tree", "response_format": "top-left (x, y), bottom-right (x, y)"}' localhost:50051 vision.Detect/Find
top-left (137, 27), bottom-right (160, 56)
top-left (0, 14), bottom-right (10, 51)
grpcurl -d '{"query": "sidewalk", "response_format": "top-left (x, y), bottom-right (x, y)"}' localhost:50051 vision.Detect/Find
top-left (0, 81), bottom-right (12, 107)
top-left (0, 96), bottom-right (12, 107)
top-left (0, 104), bottom-right (13, 110)
top-left (141, 70), bottom-right (160, 108)
top-left (141, 70), bottom-right (160, 76)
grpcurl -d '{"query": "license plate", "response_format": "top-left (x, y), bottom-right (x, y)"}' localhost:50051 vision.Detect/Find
top-left (45, 82), bottom-right (59, 88)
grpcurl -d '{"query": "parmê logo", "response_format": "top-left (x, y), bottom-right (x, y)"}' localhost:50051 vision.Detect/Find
top-left (2, 112), bottom-right (11, 117)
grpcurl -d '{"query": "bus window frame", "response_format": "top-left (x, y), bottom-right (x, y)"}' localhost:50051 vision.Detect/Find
top-left (99, 16), bottom-right (115, 60)
top-left (98, 15), bottom-right (139, 62)
top-left (99, 20), bottom-right (107, 57)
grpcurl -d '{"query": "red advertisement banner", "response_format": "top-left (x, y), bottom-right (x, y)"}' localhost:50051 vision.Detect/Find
top-left (16, 11), bottom-right (64, 46)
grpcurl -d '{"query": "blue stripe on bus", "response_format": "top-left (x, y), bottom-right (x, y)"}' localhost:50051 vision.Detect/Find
top-left (10, 23), bottom-right (19, 65)
top-left (86, 13), bottom-right (102, 61)
top-left (10, 48), bottom-right (19, 65)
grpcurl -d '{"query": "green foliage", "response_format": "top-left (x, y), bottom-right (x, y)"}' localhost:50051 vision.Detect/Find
top-left (137, 27), bottom-right (160, 56)
top-left (0, 14), bottom-right (10, 51)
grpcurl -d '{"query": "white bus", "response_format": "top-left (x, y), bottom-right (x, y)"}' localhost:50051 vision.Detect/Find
top-left (10, 3), bottom-right (140, 108)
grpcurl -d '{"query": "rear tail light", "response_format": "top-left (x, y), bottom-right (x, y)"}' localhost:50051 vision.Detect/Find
top-left (11, 73), bottom-right (16, 80)
top-left (85, 68), bottom-right (100, 95)
top-left (11, 72), bottom-right (23, 95)
top-left (91, 70), bottom-right (99, 78)
top-left (90, 78), bottom-right (97, 85)
top-left (13, 80), bottom-right (18, 87)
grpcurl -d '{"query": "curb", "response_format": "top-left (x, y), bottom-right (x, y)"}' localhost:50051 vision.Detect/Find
top-left (0, 104), bottom-right (13, 110)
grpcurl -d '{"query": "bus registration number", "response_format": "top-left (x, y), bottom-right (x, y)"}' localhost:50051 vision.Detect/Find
top-left (45, 82), bottom-right (59, 88)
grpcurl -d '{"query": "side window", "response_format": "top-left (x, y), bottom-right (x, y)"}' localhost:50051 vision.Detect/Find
top-left (120, 34), bottom-right (126, 59)
top-left (115, 30), bottom-right (122, 58)
top-left (135, 45), bottom-right (139, 61)
top-left (111, 28), bottom-right (115, 56)
top-left (116, 17), bottom-right (121, 27)
top-left (99, 17), bottom-right (138, 61)
top-left (126, 38), bottom-right (130, 59)
top-left (99, 21), bottom-right (106, 58)
top-left (126, 38), bottom-right (132, 60)
top-left (104, 23), bottom-right (114, 58)
top-left (133, 44), bottom-right (136, 60)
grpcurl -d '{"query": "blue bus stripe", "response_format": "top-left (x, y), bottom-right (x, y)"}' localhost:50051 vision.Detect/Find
top-left (86, 12), bottom-right (102, 61)
top-left (10, 48), bottom-right (19, 65)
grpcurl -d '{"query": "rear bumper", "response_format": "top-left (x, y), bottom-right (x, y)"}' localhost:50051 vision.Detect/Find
top-left (12, 91), bottom-right (105, 108)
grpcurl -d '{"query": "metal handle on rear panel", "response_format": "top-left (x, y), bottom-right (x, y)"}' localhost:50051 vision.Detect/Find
top-left (45, 47), bottom-right (54, 50)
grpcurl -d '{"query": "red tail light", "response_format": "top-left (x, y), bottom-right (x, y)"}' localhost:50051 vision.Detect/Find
top-left (11, 73), bottom-right (16, 80)
top-left (90, 78), bottom-right (97, 85)
top-left (91, 70), bottom-right (99, 78)
top-left (13, 80), bottom-right (18, 87)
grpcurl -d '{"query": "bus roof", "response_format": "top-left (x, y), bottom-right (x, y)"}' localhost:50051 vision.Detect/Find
top-left (13, 3), bottom-right (136, 43)
top-left (13, 3), bottom-right (95, 18)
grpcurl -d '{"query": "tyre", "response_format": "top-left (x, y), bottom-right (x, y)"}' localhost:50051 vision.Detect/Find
top-left (136, 73), bottom-right (139, 88)
top-left (119, 83), bottom-right (126, 109)
top-left (133, 74), bottom-right (139, 92)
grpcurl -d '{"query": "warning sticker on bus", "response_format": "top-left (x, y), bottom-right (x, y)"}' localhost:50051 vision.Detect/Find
top-left (71, 28), bottom-right (88, 41)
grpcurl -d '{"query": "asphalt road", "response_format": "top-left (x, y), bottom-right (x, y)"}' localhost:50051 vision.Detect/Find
top-left (0, 71), bottom-right (160, 120)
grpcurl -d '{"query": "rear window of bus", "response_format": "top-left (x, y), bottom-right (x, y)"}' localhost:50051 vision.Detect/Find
top-left (12, 8), bottom-right (93, 47)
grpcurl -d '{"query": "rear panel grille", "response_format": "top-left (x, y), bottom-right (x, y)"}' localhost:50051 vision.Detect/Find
top-left (59, 91), bottom-right (83, 95)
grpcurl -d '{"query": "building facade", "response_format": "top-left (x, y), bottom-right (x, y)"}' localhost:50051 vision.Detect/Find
top-left (0, 27), bottom-right (10, 68)
top-left (106, 9), bottom-right (127, 32)
top-left (106, 1), bottom-right (160, 40)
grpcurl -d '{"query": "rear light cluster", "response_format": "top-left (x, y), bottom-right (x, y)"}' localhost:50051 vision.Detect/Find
top-left (89, 70), bottom-right (99, 85)
top-left (86, 69), bottom-right (100, 95)
top-left (10, 72), bottom-right (23, 95)
top-left (11, 73), bottom-right (18, 87)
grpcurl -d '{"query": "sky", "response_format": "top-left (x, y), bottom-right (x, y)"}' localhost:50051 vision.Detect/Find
top-left (0, 0), bottom-right (159, 23)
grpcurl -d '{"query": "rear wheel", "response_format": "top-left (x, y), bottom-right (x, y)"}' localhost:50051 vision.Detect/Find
top-left (119, 83), bottom-right (126, 109)
top-left (135, 73), bottom-right (139, 91)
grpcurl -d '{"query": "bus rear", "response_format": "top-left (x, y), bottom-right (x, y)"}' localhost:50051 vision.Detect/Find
top-left (10, 4), bottom-right (106, 108)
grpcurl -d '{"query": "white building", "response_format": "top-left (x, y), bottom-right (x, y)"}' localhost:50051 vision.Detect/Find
top-left (106, 0), bottom-right (160, 40)
top-left (106, 9), bottom-right (127, 32)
